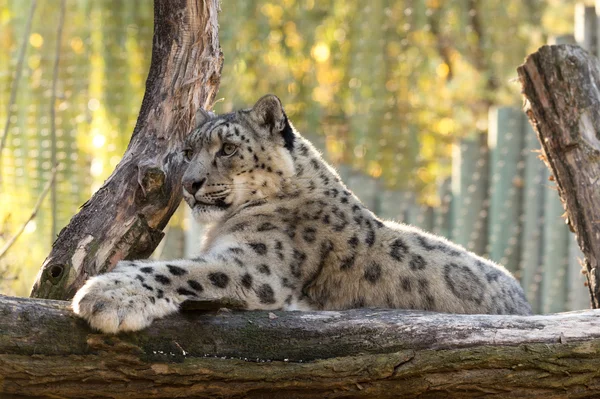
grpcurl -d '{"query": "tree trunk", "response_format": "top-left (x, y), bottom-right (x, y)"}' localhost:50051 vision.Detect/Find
top-left (1, 295), bottom-right (600, 399)
top-left (517, 44), bottom-right (600, 308)
top-left (29, 0), bottom-right (223, 300)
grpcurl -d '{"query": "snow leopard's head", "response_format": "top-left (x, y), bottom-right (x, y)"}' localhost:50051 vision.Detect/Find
top-left (181, 95), bottom-right (296, 223)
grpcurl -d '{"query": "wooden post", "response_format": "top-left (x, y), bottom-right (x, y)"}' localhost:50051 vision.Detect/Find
top-left (433, 177), bottom-right (452, 239)
top-left (406, 203), bottom-right (434, 231)
top-left (345, 170), bottom-right (379, 210)
top-left (450, 140), bottom-right (469, 246)
top-left (548, 35), bottom-right (576, 46)
top-left (596, 1), bottom-right (600, 57)
top-left (518, 118), bottom-right (545, 313)
top-left (518, 44), bottom-right (600, 308)
top-left (378, 189), bottom-right (411, 223)
top-left (569, 235), bottom-right (589, 310)
top-left (540, 167), bottom-right (569, 314)
top-left (575, 3), bottom-right (597, 55)
top-left (450, 136), bottom-right (488, 255)
top-left (29, 0), bottom-right (223, 300)
top-left (487, 107), bottom-right (525, 273)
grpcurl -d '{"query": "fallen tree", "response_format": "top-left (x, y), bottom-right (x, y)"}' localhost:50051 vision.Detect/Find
top-left (1, 295), bottom-right (600, 398)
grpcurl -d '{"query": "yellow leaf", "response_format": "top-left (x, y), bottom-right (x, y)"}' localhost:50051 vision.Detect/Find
top-left (368, 161), bottom-right (382, 178)
top-left (436, 63), bottom-right (449, 79)
top-left (311, 42), bottom-right (330, 63)
top-left (29, 33), bottom-right (43, 48)
top-left (70, 37), bottom-right (84, 54)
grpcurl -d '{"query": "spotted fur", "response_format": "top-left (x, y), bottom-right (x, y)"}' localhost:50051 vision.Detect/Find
top-left (73, 95), bottom-right (531, 333)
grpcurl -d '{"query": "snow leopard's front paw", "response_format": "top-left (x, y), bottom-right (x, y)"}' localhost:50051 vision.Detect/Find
top-left (72, 272), bottom-right (179, 334)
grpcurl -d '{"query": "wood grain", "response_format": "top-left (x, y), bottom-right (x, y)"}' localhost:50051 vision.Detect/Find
top-left (2, 295), bottom-right (600, 398)
top-left (518, 44), bottom-right (600, 308)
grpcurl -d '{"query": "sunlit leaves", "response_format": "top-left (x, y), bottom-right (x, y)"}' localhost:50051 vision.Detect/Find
top-left (311, 42), bottom-right (330, 63)
top-left (28, 32), bottom-right (43, 48)
top-left (0, 0), bottom-right (573, 296)
top-left (69, 36), bottom-right (83, 54)
top-left (0, 0), bottom-right (153, 295)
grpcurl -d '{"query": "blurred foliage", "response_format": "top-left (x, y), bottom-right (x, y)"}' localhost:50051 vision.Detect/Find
top-left (0, 0), bottom-right (574, 295)
top-left (216, 0), bottom-right (573, 199)
top-left (0, 0), bottom-right (153, 294)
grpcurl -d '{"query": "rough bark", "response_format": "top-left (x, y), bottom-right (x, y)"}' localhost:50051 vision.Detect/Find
top-left (517, 44), bottom-right (600, 308)
top-left (1, 295), bottom-right (600, 399)
top-left (30, 0), bottom-right (223, 300)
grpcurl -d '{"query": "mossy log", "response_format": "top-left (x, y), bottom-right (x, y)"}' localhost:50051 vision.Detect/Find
top-left (518, 44), bottom-right (600, 308)
top-left (1, 294), bottom-right (600, 398)
top-left (29, 0), bottom-right (223, 300)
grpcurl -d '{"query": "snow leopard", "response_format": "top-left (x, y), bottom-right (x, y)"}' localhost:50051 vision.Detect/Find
top-left (73, 94), bottom-right (532, 333)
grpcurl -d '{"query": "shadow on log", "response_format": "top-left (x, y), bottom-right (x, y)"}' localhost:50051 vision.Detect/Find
top-left (1, 295), bottom-right (600, 398)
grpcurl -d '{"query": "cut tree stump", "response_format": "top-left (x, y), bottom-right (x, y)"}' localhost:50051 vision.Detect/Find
top-left (518, 44), bottom-right (600, 308)
top-left (1, 295), bottom-right (600, 398)
top-left (29, 0), bottom-right (223, 300)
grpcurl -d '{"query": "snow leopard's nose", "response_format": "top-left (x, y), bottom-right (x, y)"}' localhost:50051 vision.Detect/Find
top-left (183, 177), bottom-right (206, 196)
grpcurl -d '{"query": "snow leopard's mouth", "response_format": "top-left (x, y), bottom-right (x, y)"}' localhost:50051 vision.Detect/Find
top-left (189, 198), bottom-right (231, 210)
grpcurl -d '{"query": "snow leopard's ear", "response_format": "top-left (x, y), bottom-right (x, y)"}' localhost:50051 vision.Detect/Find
top-left (250, 94), bottom-right (286, 132)
top-left (195, 108), bottom-right (213, 128)
top-left (250, 94), bottom-right (295, 151)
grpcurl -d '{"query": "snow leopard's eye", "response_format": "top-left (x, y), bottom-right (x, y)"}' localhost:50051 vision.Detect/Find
top-left (183, 148), bottom-right (194, 162)
top-left (221, 143), bottom-right (237, 157)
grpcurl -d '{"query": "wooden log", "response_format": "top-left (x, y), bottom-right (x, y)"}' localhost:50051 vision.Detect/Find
top-left (29, 0), bottom-right (223, 300)
top-left (2, 295), bottom-right (600, 398)
top-left (517, 44), bottom-right (600, 308)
